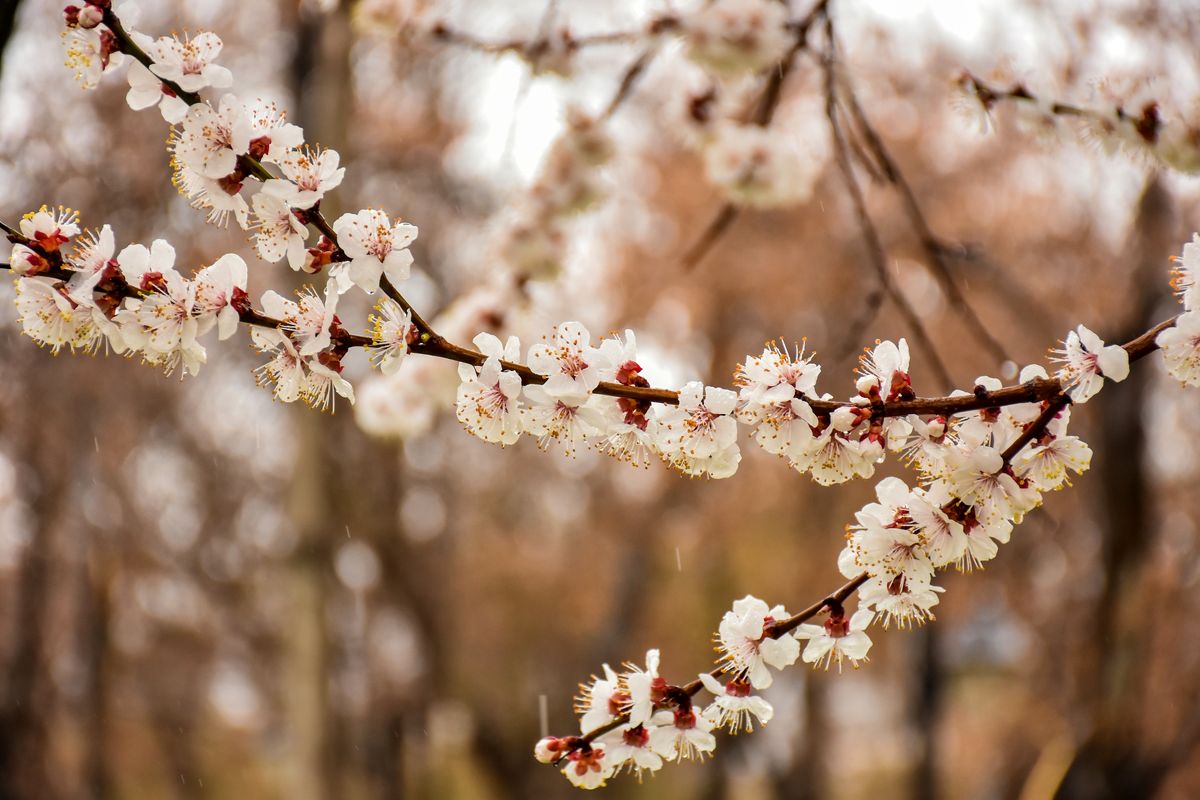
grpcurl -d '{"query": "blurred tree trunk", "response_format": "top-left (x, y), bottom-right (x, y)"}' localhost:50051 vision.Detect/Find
top-left (280, 2), bottom-right (355, 798)
top-left (1055, 176), bottom-right (1175, 798)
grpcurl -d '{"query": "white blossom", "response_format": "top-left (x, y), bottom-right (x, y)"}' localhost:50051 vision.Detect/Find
top-left (330, 209), bottom-right (418, 295)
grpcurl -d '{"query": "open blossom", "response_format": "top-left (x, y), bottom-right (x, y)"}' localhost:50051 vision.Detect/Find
top-left (576, 664), bottom-right (626, 733)
top-left (1172, 233), bottom-right (1199, 310)
top-left (330, 209), bottom-right (418, 295)
top-left (63, 20), bottom-right (125, 89)
top-left (1053, 324), bottom-right (1129, 402)
top-left (1012, 408), bottom-right (1092, 491)
top-left (174, 165), bottom-right (251, 229)
top-left (263, 146), bottom-right (345, 210)
top-left (252, 290), bottom-right (354, 410)
top-left (126, 60), bottom-right (188, 123)
top-left (368, 299), bottom-right (415, 375)
top-left (456, 333), bottom-right (524, 445)
top-left (172, 95), bottom-right (252, 180)
top-left (795, 608), bottom-right (874, 671)
top-left (521, 387), bottom-right (607, 454)
top-left (14, 277), bottom-right (101, 354)
top-left (1157, 311), bottom-right (1200, 387)
top-left (944, 444), bottom-right (1040, 524)
top-left (624, 650), bottom-right (665, 728)
top-left (193, 253), bottom-right (248, 341)
top-left (682, 0), bottom-right (792, 76)
top-left (245, 99), bottom-right (305, 163)
top-left (698, 673), bottom-right (774, 733)
top-left (598, 724), bottom-right (672, 779)
top-left (859, 338), bottom-right (913, 402)
top-left (527, 321), bottom-right (609, 399)
top-left (10, 206), bottom-right (79, 276)
top-left (735, 341), bottom-right (820, 455)
top-left (655, 382), bottom-right (741, 478)
top-left (116, 270), bottom-right (205, 377)
top-left (703, 123), bottom-right (820, 208)
top-left (145, 32), bottom-right (233, 93)
top-left (858, 573), bottom-right (944, 630)
top-left (648, 708), bottom-right (716, 762)
top-left (906, 480), bottom-right (967, 568)
top-left (715, 595), bottom-right (799, 689)
top-left (116, 238), bottom-right (178, 290)
top-left (845, 477), bottom-right (935, 583)
top-left (251, 193), bottom-right (309, 269)
top-left (561, 743), bottom-right (613, 790)
top-left (790, 410), bottom-right (882, 485)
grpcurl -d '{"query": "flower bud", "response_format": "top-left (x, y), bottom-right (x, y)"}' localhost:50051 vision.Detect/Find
top-left (855, 374), bottom-right (880, 396)
top-left (533, 736), bottom-right (564, 764)
top-left (78, 4), bottom-right (104, 28)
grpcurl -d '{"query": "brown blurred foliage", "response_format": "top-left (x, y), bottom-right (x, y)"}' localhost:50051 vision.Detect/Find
top-left (1, 1), bottom-right (1199, 798)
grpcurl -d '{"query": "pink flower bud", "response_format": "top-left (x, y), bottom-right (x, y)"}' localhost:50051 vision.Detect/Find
top-left (78, 4), bottom-right (104, 28)
top-left (533, 736), bottom-right (563, 764)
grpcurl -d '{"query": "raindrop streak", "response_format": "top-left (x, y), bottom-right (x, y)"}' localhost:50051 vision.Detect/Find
top-left (676, 546), bottom-right (683, 572)
top-left (94, 436), bottom-right (99, 453)
top-left (346, 524), bottom-right (352, 539)
top-left (539, 694), bottom-right (548, 738)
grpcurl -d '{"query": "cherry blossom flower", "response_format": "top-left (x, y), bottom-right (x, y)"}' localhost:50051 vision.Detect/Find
top-left (858, 574), bottom-right (943, 629)
top-left (116, 270), bottom-right (205, 376)
top-left (116, 239), bottom-right (178, 290)
top-left (13, 277), bottom-right (99, 353)
top-left (1052, 324), bottom-right (1129, 402)
top-left (245, 99), bottom-right (305, 164)
top-left (522, 388), bottom-right (607, 455)
top-left (251, 193), bottom-right (309, 269)
top-left (906, 481), bottom-right (967, 568)
top-left (1012, 408), bottom-right (1092, 491)
top-left (172, 95), bottom-right (252, 180)
top-left (263, 146), bottom-right (345, 210)
top-left (682, 0), bottom-right (792, 77)
top-left (736, 341), bottom-right (821, 455)
top-left (456, 333), bottom-right (524, 445)
top-left (598, 724), bottom-right (672, 778)
top-left (193, 253), bottom-right (248, 341)
top-left (125, 60), bottom-right (188, 123)
top-left (368, 299), bottom-right (415, 375)
top-left (697, 673), bottom-right (774, 733)
top-left (63, 19), bottom-right (125, 89)
top-left (172, 164), bottom-right (251, 229)
top-left (624, 650), bottom-right (665, 727)
top-left (859, 338), bottom-right (913, 402)
top-left (19, 205), bottom-right (80, 254)
top-left (795, 608), bottom-right (875, 671)
top-left (648, 707), bottom-right (716, 762)
top-left (845, 477), bottom-right (935, 582)
top-left (715, 595), bottom-right (799, 689)
top-left (703, 123), bottom-right (820, 208)
top-left (575, 664), bottom-right (627, 733)
top-left (655, 382), bottom-right (740, 478)
top-left (527, 321), bottom-right (609, 399)
top-left (145, 31), bottom-right (233, 93)
top-left (1157, 311), bottom-right (1200, 387)
top-left (944, 444), bottom-right (1040, 524)
top-left (330, 209), bottom-right (418, 295)
top-left (561, 743), bottom-right (614, 789)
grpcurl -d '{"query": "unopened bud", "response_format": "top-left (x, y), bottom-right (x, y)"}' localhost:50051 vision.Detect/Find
top-left (830, 406), bottom-right (858, 432)
top-left (78, 4), bottom-right (104, 28)
top-left (855, 374), bottom-right (880, 396)
top-left (534, 736), bottom-right (564, 764)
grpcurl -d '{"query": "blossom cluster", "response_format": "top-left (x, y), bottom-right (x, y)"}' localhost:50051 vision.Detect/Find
top-left (532, 313), bottom-right (1141, 789)
top-left (954, 71), bottom-right (1200, 174)
top-left (1156, 234), bottom-right (1200, 385)
top-left (6, 206), bottom-right (376, 409)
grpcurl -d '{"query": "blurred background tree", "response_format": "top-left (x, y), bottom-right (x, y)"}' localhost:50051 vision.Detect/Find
top-left (1, 1), bottom-right (1199, 798)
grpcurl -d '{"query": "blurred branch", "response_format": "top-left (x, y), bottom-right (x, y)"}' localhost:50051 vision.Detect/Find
top-left (681, 0), bottom-right (831, 271)
top-left (820, 24), bottom-right (955, 390)
top-left (838, 80), bottom-right (1013, 367)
